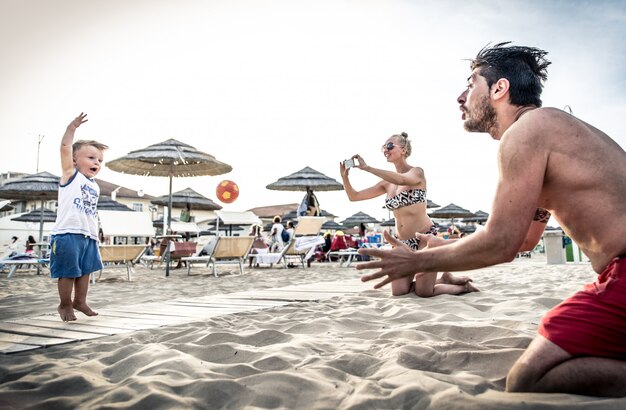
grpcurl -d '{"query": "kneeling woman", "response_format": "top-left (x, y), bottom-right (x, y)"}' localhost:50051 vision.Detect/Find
top-left (340, 132), bottom-right (478, 297)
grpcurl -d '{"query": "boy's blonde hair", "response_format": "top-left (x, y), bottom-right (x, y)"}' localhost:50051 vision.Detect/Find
top-left (73, 139), bottom-right (109, 153)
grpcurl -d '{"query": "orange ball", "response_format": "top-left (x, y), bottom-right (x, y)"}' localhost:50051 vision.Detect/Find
top-left (216, 180), bottom-right (239, 204)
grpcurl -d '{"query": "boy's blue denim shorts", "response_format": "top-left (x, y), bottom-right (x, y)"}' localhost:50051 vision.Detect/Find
top-left (50, 234), bottom-right (103, 279)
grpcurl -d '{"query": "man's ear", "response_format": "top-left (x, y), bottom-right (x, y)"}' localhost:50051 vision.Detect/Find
top-left (491, 78), bottom-right (509, 101)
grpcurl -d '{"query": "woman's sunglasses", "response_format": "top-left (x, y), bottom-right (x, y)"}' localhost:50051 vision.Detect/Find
top-left (381, 142), bottom-right (396, 152)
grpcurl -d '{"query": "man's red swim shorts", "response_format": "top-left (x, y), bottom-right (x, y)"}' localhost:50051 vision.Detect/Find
top-left (538, 255), bottom-right (626, 359)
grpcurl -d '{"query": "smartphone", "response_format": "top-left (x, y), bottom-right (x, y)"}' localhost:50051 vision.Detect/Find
top-left (344, 159), bottom-right (355, 168)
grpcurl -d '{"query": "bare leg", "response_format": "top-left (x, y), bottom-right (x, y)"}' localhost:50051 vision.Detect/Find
top-left (507, 335), bottom-right (626, 397)
top-left (413, 272), bottom-right (479, 297)
top-left (72, 274), bottom-right (97, 317)
top-left (438, 271), bottom-right (473, 285)
top-left (390, 275), bottom-right (415, 296)
top-left (57, 278), bottom-right (77, 321)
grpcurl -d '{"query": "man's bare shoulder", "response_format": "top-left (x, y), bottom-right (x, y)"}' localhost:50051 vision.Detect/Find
top-left (502, 107), bottom-right (573, 147)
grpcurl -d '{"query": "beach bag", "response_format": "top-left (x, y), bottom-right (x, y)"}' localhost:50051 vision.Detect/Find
top-left (281, 229), bottom-right (290, 243)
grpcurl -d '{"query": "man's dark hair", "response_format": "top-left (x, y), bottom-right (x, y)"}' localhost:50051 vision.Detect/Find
top-left (471, 42), bottom-right (551, 107)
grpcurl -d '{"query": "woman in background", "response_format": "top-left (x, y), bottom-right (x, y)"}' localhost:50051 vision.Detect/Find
top-left (340, 132), bottom-right (478, 297)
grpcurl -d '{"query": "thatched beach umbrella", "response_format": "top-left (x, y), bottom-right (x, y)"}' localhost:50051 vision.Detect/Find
top-left (462, 210), bottom-right (489, 223)
top-left (97, 196), bottom-right (134, 212)
top-left (427, 199), bottom-right (440, 209)
top-left (0, 200), bottom-right (14, 212)
top-left (106, 139), bottom-right (232, 277)
top-left (321, 220), bottom-right (345, 231)
top-left (266, 167), bottom-right (343, 216)
top-left (150, 187), bottom-right (222, 212)
top-left (0, 172), bottom-right (60, 242)
top-left (381, 218), bottom-right (396, 227)
top-left (341, 211), bottom-right (382, 226)
top-left (11, 208), bottom-right (57, 223)
top-left (428, 203), bottom-right (476, 226)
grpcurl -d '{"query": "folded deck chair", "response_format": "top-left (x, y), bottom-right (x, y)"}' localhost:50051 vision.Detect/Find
top-left (95, 244), bottom-right (148, 283)
top-left (184, 236), bottom-right (254, 277)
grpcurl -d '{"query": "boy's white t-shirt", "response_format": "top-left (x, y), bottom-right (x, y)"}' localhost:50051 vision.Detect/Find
top-left (51, 170), bottom-right (100, 241)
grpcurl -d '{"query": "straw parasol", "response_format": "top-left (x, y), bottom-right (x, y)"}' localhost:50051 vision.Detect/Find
top-left (462, 210), bottom-right (489, 223)
top-left (266, 167), bottom-right (343, 217)
top-left (321, 220), bottom-right (345, 231)
top-left (97, 196), bottom-right (134, 212)
top-left (0, 172), bottom-right (60, 242)
top-left (0, 200), bottom-right (14, 212)
top-left (150, 187), bottom-right (222, 211)
top-left (380, 218), bottom-right (396, 227)
top-left (427, 199), bottom-right (440, 209)
top-left (106, 139), bottom-right (232, 277)
top-left (11, 208), bottom-right (57, 224)
top-left (428, 203), bottom-right (476, 226)
top-left (341, 211), bottom-right (382, 226)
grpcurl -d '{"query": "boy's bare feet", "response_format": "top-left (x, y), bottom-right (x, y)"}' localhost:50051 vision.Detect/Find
top-left (73, 302), bottom-right (98, 317)
top-left (58, 304), bottom-right (77, 322)
top-left (440, 271), bottom-right (473, 285)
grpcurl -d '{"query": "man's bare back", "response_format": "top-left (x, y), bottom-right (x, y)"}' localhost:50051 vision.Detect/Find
top-left (503, 107), bottom-right (626, 272)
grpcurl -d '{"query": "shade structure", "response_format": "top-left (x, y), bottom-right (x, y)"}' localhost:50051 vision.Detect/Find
top-left (0, 200), bottom-right (14, 212)
top-left (428, 203), bottom-right (476, 227)
top-left (150, 187), bottom-right (222, 211)
top-left (341, 211), bottom-right (382, 226)
top-left (213, 210), bottom-right (262, 236)
top-left (462, 210), bottom-right (489, 223)
top-left (266, 167), bottom-right (343, 192)
top-left (98, 210), bottom-right (156, 237)
top-left (0, 172), bottom-right (60, 242)
top-left (427, 199), bottom-right (440, 209)
top-left (106, 138), bottom-right (232, 277)
top-left (381, 218), bottom-right (396, 227)
top-left (11, 208), bottom-right (57, 223)
top-left (321, 220), bottom-right (345, 231)
top-left (97, 196), bottom-right (134, 212)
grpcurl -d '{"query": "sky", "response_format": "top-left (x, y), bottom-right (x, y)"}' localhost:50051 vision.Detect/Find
top-left (1, 0), bottom-right (625, 225)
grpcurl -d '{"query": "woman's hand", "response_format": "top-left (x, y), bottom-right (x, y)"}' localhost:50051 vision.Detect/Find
top-left (353, 154), bottom-right (367, 170)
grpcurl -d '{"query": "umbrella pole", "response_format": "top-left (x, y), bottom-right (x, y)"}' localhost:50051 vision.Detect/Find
top-left (165, 173), bottom-right (173, 277)
top-left (39, 199), bottom-right (45, 243)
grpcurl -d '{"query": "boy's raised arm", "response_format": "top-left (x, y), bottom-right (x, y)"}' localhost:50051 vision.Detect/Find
top-left (60, 113), bottom-right (88, 181)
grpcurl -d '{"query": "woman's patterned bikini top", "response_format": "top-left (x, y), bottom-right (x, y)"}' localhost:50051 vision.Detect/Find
top-left (384, 188), bottom-right (427, 210)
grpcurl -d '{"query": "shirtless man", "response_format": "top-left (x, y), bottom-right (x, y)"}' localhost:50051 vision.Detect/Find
top-left (357, 42), bottom-right (626, 397)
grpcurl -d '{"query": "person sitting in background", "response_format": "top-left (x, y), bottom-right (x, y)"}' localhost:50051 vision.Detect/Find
top-left (25, 235), bottom-right (36, 253)
top-left (269, 216), bottom-right (285, 252)
top-left (249, 224), bottom-right (269, 267)
top-left (285, 221), bottom-right (295, 242)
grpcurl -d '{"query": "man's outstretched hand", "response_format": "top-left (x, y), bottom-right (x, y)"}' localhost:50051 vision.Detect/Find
top-left (357, 230), bottom-right (428, 289)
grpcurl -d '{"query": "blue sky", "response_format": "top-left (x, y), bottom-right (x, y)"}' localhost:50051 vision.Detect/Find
top-left (1, 0), bottom-right (624, 224)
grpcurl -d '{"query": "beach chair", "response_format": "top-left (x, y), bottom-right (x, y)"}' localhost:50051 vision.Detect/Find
top-left (249, 239), bottom-right (292, 268)
top-left (1, 257), bottom-right (49, 278)
top-left (284, 217), bottom-right (326, 267)
top-left (184, 236), bottom-right (254, 277)
top-left (180, 237), bottom-right (218, 273)
top-left (94, 244), bottom-right (148, 282)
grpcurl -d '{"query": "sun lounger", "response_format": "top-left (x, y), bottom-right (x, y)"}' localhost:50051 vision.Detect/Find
top-left (1, 258), bottom-right (49, 278)
top-left (248, 239), bottom-right (293, 268)
top-left (94, 245), bottom-right (148, 283)
top-left (327, 249), bottom-right (360, 267)
top-left (183, 236), bottom-right (254, 277)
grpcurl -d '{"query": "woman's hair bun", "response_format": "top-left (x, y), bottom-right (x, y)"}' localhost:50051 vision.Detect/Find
top-left (401, 132), bottom-right (408, 137)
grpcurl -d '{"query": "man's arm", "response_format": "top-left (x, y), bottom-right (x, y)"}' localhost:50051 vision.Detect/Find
top-left (358, 120), bottom-right (550, 287)
top-left (519, 208), bottom-right (550, 252)
top-left (60, 113), bottom-right (88, 183)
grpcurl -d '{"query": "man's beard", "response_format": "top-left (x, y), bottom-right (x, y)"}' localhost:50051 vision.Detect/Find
top-left (463, 95), bottom-right (497, 134)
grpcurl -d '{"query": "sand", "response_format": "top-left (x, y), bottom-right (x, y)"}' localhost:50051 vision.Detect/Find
top-left (1, 257), bottom-right (625, 409)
